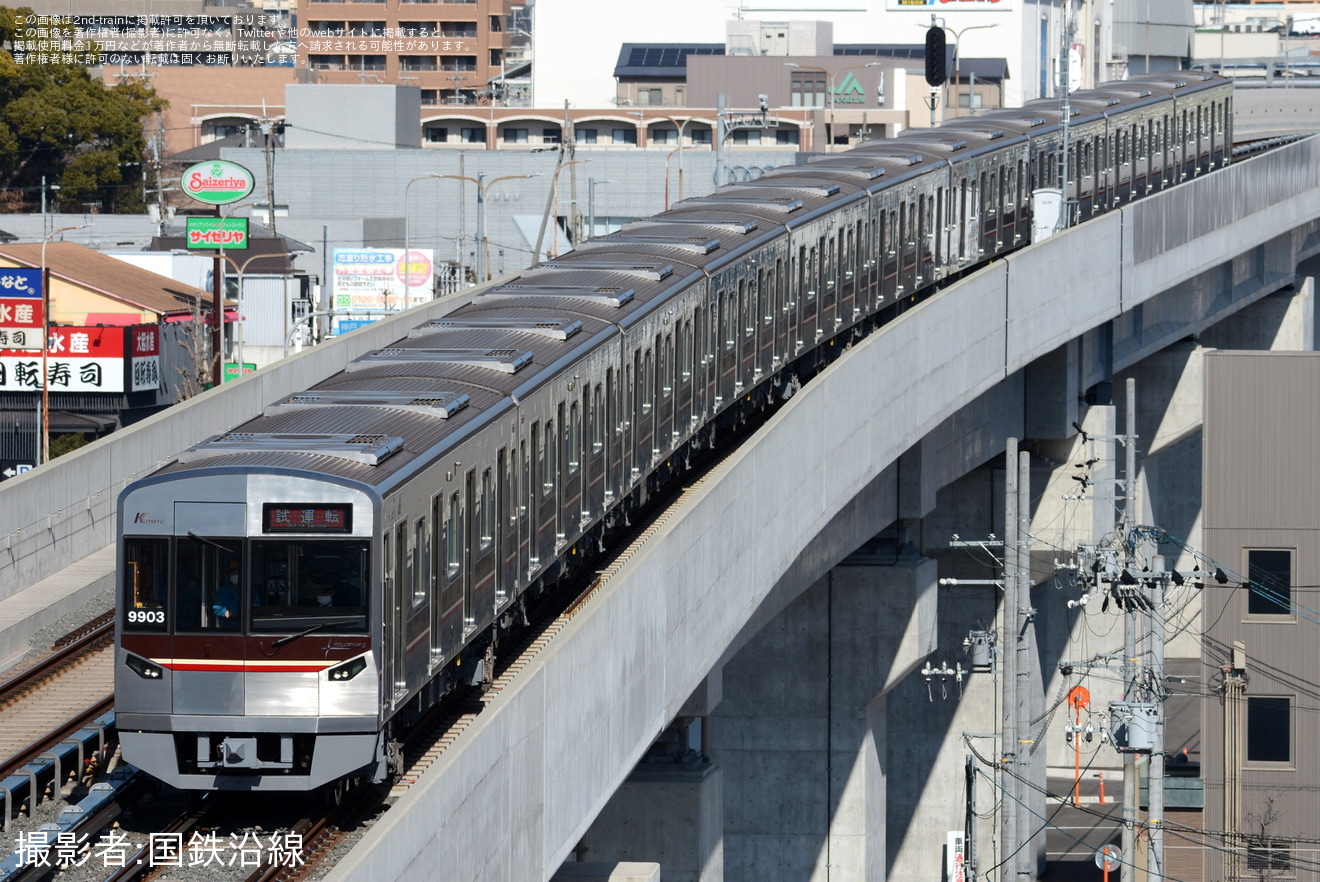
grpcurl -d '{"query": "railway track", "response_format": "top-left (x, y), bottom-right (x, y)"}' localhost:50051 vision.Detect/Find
top-left (0, 613), bottom-right (116, 780)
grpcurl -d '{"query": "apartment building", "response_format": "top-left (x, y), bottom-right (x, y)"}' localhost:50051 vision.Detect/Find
top-left (296, 0), bottom-right (531, 108)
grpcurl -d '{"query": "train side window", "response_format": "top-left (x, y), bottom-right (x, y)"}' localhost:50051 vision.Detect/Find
top-left (412, 518), bottom-right (428, 608)
top-left (123, 537), bottom-right (169, 631)
top-left (445, 492), bottom-right (462, 579)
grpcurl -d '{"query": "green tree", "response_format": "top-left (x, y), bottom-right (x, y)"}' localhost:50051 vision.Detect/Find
top-left (0, 7), bottom-right (167, 213)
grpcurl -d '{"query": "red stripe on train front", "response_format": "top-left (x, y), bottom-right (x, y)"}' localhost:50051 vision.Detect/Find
top-left (158, 659), bottom-right (337, 672)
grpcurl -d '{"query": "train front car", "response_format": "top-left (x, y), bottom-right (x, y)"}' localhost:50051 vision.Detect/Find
top-left (116, 466), bottom-right (382, 793)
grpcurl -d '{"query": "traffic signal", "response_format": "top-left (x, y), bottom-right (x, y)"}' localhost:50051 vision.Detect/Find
top-left (924, 27), bottom-right (947, 86)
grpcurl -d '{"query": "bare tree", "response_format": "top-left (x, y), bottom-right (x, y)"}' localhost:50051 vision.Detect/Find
top-left (1244, 796), bottom-right (1293, 882)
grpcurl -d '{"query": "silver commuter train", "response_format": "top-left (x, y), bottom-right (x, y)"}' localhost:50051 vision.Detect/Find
top-left (115, 72), bottom-right (1232, 793)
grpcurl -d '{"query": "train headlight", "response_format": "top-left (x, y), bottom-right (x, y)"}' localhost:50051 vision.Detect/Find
top-left (328, 657), bottom-right (367, 681)
top-left (125, 653), bottom-right (164, 680)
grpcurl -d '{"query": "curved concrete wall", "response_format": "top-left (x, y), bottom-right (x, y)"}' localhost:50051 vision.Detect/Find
top-left (323, 141), bottom-right (1320, 881)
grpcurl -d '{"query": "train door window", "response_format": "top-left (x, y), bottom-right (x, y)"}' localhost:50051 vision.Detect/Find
top-left (661, 335), bottom-right (673, 397)
top-left (176, 535), bottom-right (243, 631)
top-left (737, 279), bottom-right (748, 337)
top-left (541, 420), bottom-right (555, 498)
top-left (641, 351), bottom-right (654, 413)
top-left (693, 306), bottom-right (706, 368)
top-left (432, 495), bottom-right (443, 586)
top-left (395, 523), bottom-right (408, 609)
top-left (606, 368), bottom-right (617, 442)
top-left (478, 469), bottom-right (494, 548)
top-left (546, 417), bottom-right (558, 494)
top-left (519, 440), bottom-right (530, 518)
top-left (445, 492), bottom-right (463, 580)
top-left (591, 384), bottom-right (605, 452)
top-left (567, 402), bottom-right (581, 473)
top-left (680, 321), bottom-right (693, 380)
top-left (802, 242), bottom-right (813, 298)
top-left (438, 495), bottom-right (461, 616)
top-left (123, 537), bottom-right (168, 631)
top-left (723, 290), bottom-right (736, 349)
top-left (742, 279), bottom-right (753, 337)
top-left (757, 264), bottom-right (768, 326)
top-left (412, 518), bottom-right (428, 608)
top-left (826, 235), bottom-right (837, 290)
top-left (505, 444), bottom-right (517, 527)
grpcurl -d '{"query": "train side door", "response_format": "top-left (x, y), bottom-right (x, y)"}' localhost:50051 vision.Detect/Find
top-left (463, 470), bottom-right (477, 631)
top-left (656, 335), bottom-right (675, 458)
top-left (384, 521), bottom-right (407, 703)
top-left (498, 447), bottom-right (517, 609)
top-left (433, 490), bottom-right (464, 666)
top-left (758, 266), bottom-right (774, 374)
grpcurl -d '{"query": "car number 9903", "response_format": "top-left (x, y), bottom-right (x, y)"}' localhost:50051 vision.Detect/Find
top-left (127, 609), bottom-right (165, 624)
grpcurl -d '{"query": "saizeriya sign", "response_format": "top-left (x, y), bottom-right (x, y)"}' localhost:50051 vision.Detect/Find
top-left (181, 160), bottom-right (255, 206)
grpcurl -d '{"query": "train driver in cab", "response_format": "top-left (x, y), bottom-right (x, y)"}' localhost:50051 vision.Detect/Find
top-left (211, 560), bottom-right (242, 627)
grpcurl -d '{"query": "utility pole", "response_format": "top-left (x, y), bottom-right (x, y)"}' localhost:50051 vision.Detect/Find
top-left (1223, 641), bottom-right (1246, 880)
top-left (1015, 448), bottom-right (1037, 882)
top-left (1001, 439), bottom-right (1019, 880)
top-left (1121, 378), bottom-right (1138, 882)
top-left (715, 94), bottom-right (727, 188)
top-left (1147, 557), bottom-right (1166, 882)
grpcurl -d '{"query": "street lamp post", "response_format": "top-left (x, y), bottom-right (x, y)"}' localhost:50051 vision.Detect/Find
top-left (403, 173), bottom-right (445, 303)
top-left (39, 224), bottom-right (84, 465)
top-left (784, 62), bottom-right (881, 152)
top-left (443, 173), bottom-right (535, 282)
top-left (664, 145), bottom-right (695, 210)
top-left (587, 178), bottom-right (612, 239)
top-left (224, 250), bottom-right (295, 370)
top-left (530, 161), bottom-right (582, 263)
top-left (636, 112), bottom-right (694, 202)
top-left (206, 200), bottom-right (256, 386)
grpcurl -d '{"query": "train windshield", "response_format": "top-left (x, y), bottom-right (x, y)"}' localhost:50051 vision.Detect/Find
top-left (249, 540), bottom-right (368, 634)
top-left (121, 537), bottom-right (369, 634)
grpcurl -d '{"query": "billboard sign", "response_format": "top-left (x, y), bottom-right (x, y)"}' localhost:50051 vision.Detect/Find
top-left (129, 324), bottom-right (160, 392)
top-left (332, 248), bottom-right (434, 313)
top-left (0, 268), bottom-right (43, 351)
top-left (0, 325), bottom-right (160, 394)
top-left (887, 0), bottom-right (1013, 9)
top-left (181, 160), bottom-right (255, 205)
top-left (185, 217), bottom-right (250, 250)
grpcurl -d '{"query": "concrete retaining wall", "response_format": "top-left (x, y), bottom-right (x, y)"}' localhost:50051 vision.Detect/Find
top-left (322, 144), bottom-right (1320, 881)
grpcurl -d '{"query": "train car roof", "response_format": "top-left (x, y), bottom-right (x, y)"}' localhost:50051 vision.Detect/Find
top-left (836, 142), bottom-right (945, 184)
top-left (1128, 71), bottom-right (1227, 96)
top-left (886, 127), bottom-right (1024, 161)
top-left (932, 120), bottom-right (1032, 148)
